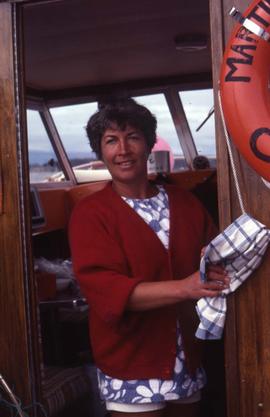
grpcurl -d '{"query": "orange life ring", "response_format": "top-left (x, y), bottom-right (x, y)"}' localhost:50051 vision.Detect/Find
top-left (220, 0), bottom-right (270, 181)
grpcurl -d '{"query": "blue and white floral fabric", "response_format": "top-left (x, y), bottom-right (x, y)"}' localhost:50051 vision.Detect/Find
top-left (123, 185), bottom-right (170, 249)
top-left (97, 186), bottom-right (205, 404)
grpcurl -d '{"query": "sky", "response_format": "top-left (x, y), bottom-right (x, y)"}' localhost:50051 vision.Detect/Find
top-left (27, 89), bottom-right (216, 165)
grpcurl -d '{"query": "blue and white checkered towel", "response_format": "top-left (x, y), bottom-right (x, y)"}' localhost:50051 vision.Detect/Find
top-left (196, 213), bottom-right (270, 340)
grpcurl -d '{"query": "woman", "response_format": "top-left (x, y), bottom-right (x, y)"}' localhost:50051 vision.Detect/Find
top-left (69, 98), bottom-right (229, 417)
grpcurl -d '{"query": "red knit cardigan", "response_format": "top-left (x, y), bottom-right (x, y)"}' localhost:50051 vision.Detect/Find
top-left (69, 182), bottom-right (216, 380)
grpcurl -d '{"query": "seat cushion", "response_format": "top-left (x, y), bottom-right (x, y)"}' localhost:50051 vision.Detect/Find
top-left (42, 366), bottom-right (91, 416)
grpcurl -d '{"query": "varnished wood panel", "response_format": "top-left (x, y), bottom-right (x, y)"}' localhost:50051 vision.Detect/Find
top-left (209, 2), bottom-right (239, 417)
top-left (0, 3), bottom-right (38, 414)
top-left (210, 1), bottom-right (270, 416)
top-left (34, 187), bottom-right (70, 234)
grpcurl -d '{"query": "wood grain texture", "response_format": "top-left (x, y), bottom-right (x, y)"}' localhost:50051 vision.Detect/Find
top-left (211, 1), bottom-right (270, 416)
top-left (209, 3), bottom-right (239, 417)
top-left (0, 3), bottom-right (40, 415)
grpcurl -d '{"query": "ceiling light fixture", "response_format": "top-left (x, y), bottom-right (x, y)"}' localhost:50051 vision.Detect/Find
top-left (174, 34), bottom-right (208, 52)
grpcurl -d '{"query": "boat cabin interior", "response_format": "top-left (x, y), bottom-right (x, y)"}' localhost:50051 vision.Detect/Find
top-left (0, 1), bottom-right (227, 416)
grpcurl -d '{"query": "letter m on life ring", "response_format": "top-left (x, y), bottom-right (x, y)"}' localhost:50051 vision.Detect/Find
top-left (225, 44), bottom-right (256, 82)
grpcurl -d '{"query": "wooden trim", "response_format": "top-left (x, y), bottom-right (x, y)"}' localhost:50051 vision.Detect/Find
top-left (0, 2), bottom-right (39, 411)
top-left (25, 79), bottom-right (212, 110)
top-left (7, 0), bottom-right (62, 4)
top-left (33, 187), bottom-right (70, 235)
top-left (26, 72), bottom-right (212, 106)
top-left (16, 3), bottom-right (44, 410)
top-left (211, 1), bottom-right (270, 417)
top-left (39, 105), bottom-right (77, 183)
top-left (210, 0), bottom-right (232, 228)
top-left (209, 2), bottom-right (241, 417)
top-left (31, 179), bottom-right (74, 189)
top-left (0, 162), bottom-right (2, 214)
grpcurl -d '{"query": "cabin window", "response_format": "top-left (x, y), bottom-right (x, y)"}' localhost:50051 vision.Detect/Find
top-left (179, 89), bottom-right (216, 167)
top-left (134, 93), bottom-right (188, 171)
top-left (27, 110), bottom-right (64, 183)
top-left (50, 102), bottom-right (113, 183)
top-left (28, 91), bottom-right (216, 184)
top-left (49, 95), bottom-right (188, 183)
top-left (50, 102), bottom-right (97, 167)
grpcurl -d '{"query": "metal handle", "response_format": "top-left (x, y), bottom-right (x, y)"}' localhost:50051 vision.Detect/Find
top-left (229, 6), bottom-right (270, 41)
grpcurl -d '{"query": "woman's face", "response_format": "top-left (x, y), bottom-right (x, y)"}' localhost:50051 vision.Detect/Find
top-left (100, 124), bottom-right (150, 185)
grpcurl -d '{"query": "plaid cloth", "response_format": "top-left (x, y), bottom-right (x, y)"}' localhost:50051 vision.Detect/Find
top-left (196, 213), bottom-right (270, 340)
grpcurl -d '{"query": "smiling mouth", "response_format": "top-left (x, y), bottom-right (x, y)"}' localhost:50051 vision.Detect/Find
top-left (117, 160), bottom-right (135, 167)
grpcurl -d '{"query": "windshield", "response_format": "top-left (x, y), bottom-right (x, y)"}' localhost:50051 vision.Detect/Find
top-left (27, 89), bottom-right (216, 184)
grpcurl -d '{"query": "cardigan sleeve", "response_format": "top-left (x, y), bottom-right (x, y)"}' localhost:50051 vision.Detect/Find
top-left (69, 198), bottom-right (144, 325)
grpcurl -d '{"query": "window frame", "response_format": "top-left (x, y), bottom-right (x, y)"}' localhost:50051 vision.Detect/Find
top-left (26, 83), bottom-right (215, 185)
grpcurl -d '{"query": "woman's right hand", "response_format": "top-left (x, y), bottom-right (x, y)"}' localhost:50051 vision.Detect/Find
top-left (178, 265), bottom-right (230, 300)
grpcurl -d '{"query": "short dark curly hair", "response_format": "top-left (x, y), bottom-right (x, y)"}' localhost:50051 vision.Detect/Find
top-left (85, 98), bottom-right (157, 159)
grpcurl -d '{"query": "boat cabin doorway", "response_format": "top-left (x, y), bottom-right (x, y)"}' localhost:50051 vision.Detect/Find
top-left (1, 1), bottom-right (270, 417)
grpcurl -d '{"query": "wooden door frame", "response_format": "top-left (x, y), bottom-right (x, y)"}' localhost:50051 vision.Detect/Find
top-left (210, 1), bottom-right (270, 417)
top-left (0, 2), bottom-right (40, 415)
top-left (209, 2), bottom-right (239, 417)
